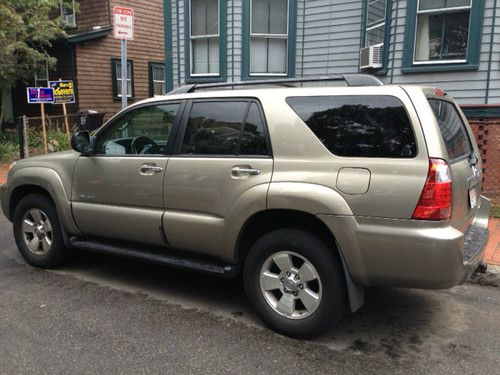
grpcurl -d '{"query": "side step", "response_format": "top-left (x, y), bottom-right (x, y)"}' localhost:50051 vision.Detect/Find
top-left (69, 237), bottom-right (240, 278)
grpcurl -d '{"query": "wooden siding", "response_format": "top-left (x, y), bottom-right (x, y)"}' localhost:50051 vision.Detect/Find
top-left (76, 0), bottom-right (111, 32)
top-left (74, 0), bottom-right (165, 114)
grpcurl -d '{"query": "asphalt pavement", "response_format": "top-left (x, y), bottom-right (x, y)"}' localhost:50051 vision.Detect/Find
top-left (0, 213), bottom-right (499, 374)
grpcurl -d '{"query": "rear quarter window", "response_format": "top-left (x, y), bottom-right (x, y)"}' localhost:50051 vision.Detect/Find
top-left (427, 99), bottom-right (472, 160)
top-left (286, 95), bottom-right (417, 158)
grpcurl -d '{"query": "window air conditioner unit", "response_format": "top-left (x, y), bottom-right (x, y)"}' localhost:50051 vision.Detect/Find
top-left (360, 43), bottom-right (384, 69)
top-left (63, 14), bottom-right (76, 28)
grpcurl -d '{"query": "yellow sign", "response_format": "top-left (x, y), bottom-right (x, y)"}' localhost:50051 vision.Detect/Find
top-left (48, 80), bottom-right (76, 104)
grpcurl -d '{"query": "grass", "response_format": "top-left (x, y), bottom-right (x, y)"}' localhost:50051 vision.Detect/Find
top-left (0, 130), bottom-right (19, 164)
top-left (491, 205), bottom-right (500, 219)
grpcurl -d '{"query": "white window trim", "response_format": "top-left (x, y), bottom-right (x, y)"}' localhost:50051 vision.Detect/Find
top-left (34, 61), bottom-right (49, 87)
top-left (249, 0), bottom-right (290, 76)
top-left (189, 0), bottom-right (221, 77)
top-left (116, 62), bottom-right (133, 98)
top-left (60, 0), bottom-right (76, 28)
top-left (365, 0), bottom-right (386, 46)
top-left (151, 64), bottom-right (166, 96)
top-left (412, 0), bottom-right (473, 65)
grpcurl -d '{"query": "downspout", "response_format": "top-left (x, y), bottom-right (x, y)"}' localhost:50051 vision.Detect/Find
top-left (390, 0), bottom-right (399, 84)
top-left (232, 0), bottom-right (235, 81)
top-left (176, 0), bottom-right (181, 86)
top-left (300, 0), bottom-right (306, 77)
top-left (486, 0), bottom-right (498, 104)
top-left (164, 0), bottom-right (174, 92)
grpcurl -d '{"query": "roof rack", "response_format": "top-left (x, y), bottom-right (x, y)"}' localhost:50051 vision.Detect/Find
top-left (167, 74), bottom-right (383, 95)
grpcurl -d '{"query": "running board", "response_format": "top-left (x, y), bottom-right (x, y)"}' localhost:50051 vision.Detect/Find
top-left (69, 237), bottom-right (239, 278)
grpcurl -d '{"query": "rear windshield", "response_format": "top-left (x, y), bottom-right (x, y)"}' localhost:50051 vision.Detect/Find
top-left (428, 99), bottom-right (472, 160)
top-left (286, 95), bottom-right (417, 158)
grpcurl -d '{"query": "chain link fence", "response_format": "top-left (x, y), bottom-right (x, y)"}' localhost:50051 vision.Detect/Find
top-left (17, 112), bottom-right (109, 158)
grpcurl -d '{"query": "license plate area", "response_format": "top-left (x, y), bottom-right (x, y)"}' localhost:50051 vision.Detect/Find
top-left (469, 188), bottom-right (477, 209)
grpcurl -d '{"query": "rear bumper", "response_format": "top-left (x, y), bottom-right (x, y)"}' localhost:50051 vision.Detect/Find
top-left (319, 196), bottom-right (491, 289)
top-left (0, 184), bottom-right (8, 220)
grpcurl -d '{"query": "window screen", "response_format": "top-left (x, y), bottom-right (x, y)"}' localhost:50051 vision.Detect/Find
top-left (286, 95), bottom-right (417, 158)
top-left (181, 101), bottom-right (268, 156)
top-left (415, 0), bottom-right (471, 62)
top-left (428, 99), bottom-right (472, 160)
top-left (366, 0), bottom-right (387, 47)
top-left (190, 0), bottom-right (219, 75)
top-left (250, 0), bottom-right (288, 74)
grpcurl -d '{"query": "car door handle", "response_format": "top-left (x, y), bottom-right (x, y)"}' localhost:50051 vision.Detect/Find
top-left (231, 165), bottom-right (260, 177)
top-left (139, 163), bottom-right (163, 175)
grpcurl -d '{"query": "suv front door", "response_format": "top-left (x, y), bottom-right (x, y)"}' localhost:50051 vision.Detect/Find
top-left (162, 99), bottom-right (273, 260)
top-left (71, 102), bottom-right (182, 245)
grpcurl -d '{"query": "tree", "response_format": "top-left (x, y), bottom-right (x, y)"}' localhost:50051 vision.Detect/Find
top-left (0, 0), bottom-right (70, 124)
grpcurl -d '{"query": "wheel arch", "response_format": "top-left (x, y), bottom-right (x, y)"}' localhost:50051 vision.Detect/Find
top-left (235, 208), bottom-right (365, 312)
top-left (5, 167), bottom-right (80, 235)
top-left (9, 184), bottom-right (53, 219)
top-left (235, 209), bottom-right (337, 262)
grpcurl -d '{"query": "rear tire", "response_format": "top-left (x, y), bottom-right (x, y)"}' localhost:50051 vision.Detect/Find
top-left (243, 228), bottom-right (347, 338)
top-left (13, 193), bottom-right (70, 268)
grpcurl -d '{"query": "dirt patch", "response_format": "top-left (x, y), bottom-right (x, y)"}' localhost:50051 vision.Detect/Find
top-left (0, 164), bottom-right (8, 185)
top-left (469, 271), bottom-right (500, 287)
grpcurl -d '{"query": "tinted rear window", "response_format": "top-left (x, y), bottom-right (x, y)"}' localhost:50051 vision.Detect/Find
top-left (428, 99), bottom-right (472, 160)
top-left (286, 95), bottom-right (417, 158)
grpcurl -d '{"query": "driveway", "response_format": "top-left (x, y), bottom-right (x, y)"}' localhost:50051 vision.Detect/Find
top-left (0, 213), bottom-right (499, 374)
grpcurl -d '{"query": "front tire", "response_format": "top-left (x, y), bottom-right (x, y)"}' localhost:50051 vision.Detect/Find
top-left (13, 193), bottom-right (70, 268)
top-left (243, 228), bottom-right (347, 338)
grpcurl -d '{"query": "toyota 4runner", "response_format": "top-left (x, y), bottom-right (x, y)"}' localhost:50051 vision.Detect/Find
top-left (0, 75), bottom-right (490, 338)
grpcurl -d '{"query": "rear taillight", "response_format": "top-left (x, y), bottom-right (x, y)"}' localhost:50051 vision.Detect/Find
top-left (412, 158), bottom-right (452, 220)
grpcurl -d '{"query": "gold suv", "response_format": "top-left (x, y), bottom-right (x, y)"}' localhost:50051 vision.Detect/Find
top-left (0, 75), bottom-right (490, 338)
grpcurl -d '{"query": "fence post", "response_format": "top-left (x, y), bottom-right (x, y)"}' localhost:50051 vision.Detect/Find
top-left (17, 115), bottom-right (29, 159)
top-left (23, 115), bottom-right (29, 158)
top-left (17, 116), bottom-right (24, 159)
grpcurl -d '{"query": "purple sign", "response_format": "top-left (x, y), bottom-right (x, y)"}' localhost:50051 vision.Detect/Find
top-left (26, 87), bottom-right (54, 104)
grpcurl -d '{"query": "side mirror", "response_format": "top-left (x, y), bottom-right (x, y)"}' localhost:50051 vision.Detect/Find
top-left (71, 131), bottom-right (91, 155)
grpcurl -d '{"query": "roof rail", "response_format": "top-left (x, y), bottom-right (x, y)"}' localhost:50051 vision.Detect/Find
top-left (167, 74), bottom-right (383, 95)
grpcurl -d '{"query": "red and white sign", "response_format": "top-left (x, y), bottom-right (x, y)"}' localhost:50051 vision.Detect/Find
top-left (113, 6), bottom-right (134, 40)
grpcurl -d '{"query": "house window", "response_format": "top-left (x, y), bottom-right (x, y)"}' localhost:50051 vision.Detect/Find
top-left (402, 0), bottom-right (484, 73)
top-left (365, 0), bottom-right (387, 47)
top-left (250, 0), bottom-right (288, 75)
top-left (415, 0), bottom-right (471, 63)
top-left (189, 0), bottom-right (220, 75)
top-left (34, 61), bottom-right (49, 87)
top-left (60, 0), bottom-right (76, 28)
top-left (149, 63), bottom-right (166, 96)
top-left (111, 59), bottom-right (134, 99)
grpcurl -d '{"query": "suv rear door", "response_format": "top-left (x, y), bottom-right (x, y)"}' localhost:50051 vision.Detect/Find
top-left (162, 98), bottom-right (272, 259)
top-left (427, 97), bottom-right (481, 230)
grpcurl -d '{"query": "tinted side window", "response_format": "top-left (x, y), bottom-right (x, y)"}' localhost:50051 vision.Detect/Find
top-left (181, 101), bottom-right (268, 156)
top-left (95, 103), bottom-right (179, 155)
top-left (240, 102), bottom-right (268, 155)
top-left (428, 99), bottom-right (472, 160)
top-left (286, 96), bottom-right (417, 158)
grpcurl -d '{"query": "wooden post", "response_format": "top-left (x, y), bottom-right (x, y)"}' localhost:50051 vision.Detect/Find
top-left (40, 102), bottom-right (48, 154)
top-left (60, 78), bottom-right (71, 145)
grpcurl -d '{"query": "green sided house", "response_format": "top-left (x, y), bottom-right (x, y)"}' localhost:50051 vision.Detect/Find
top-left (162, 0), bottom-right (500, 197)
